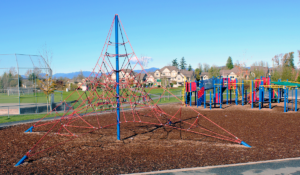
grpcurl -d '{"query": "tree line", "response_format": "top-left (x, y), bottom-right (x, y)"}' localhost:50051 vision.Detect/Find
top-left (169, 51), bottom-right (300, 82)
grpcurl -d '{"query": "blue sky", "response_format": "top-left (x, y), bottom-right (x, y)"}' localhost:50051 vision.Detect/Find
top-left (0, 0), bottom-right (299, 73)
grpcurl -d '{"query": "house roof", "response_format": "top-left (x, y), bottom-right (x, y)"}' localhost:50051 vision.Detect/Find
top-left (147, 72), bottom-right (154, 76)
top-left (200, 72), bottom-right (209, 76)
top-left (122, 69), bottom-right (135, 74)
top-left (135, 73), bottom-right (147, 80)
top-left (160, 66), bottom-right (178, 72)
top-left (220, 70), bottom-right (233, 76)
top-left (179, 69), bottom-right (194, 76)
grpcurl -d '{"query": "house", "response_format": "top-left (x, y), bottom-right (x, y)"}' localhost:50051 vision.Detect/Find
top-left (153, 66), bottom-right (196, 86)
top-left (200, 72), bottom-right (209, 80)
top-left (146, 72), bottom-right (155, 83)
top-left (154, 66), bottom-right (179, 82)
top-left (177, 70), bottom-right (195, 84)
top-left (111, 69), bottom-right (135, 82)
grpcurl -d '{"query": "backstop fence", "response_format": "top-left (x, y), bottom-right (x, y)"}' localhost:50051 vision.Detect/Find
top-left (0, 54), bottom-right (55, 116)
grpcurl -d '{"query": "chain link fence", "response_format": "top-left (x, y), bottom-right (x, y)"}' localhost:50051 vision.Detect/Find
top-left (0, 54), bottom-right (53, 116)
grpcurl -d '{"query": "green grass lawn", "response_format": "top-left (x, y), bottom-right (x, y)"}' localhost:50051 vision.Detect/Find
top-left (0, 112), bottom-right (63, 124)
top-left (0, 90), bottom-right (106, 104)
top-left (0, 87), bottom-right (250, 124)
top-left (144, 87), bottom-right (183, 94)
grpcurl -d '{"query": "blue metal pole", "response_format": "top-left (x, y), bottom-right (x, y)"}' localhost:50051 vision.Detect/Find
top-left (195, 80), bottom-right (197, 106)
top-left (235, 78), bottom-right (238, 105)
top-left (185, 81), bottom-right (187, 106)
top-left (242, 80), bottom-right (244, 106)
top-left (269, 75), bottom-right (271, 109)
top-left (210, 91), bottom-right (212, 110)
top-left (196, 80), bottom-right (198, 107)
top-left (15, 155), bottom-right (28, 167)
top-left (251, 80), bottom-right (254, 108)
top-left (204, 89), bottom-right (206, 108)
top-left (220, 78), bottom-right (222, 108)
top-left (226, 77), bottom-right (228, 105)
top-left (284, 86), bottom-right (287, 112)
top-left (213, 77), bottom-right (216, 107)
top-left (190, 82), bottom-right (192, 106)
top-left (115, 15), bottom-right (120, 140)
top-left (278, 79), bottom-right (280, 103)
top-left (295, 87), bottom-right (298, 112)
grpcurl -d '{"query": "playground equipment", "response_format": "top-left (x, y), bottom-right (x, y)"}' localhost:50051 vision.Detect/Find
top-left (15, 15), bottom-right (251, 167)
top-left (184, 76), bottom-right (299, 113)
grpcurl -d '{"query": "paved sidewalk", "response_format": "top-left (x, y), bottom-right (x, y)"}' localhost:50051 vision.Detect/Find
top-left (133, 157), bottom-right (300, 175)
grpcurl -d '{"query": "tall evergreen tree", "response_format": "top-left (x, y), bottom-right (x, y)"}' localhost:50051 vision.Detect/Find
top-left (179, 57), bottom-right (187, 70)
top-left (288, 52), bottom-right (295, 68)
top-left (188, 64), bottom-right (192, 71)
top-left (226, 56), bottom-right (234, 69)
top-left (172, 58), bottom-right (179, 69)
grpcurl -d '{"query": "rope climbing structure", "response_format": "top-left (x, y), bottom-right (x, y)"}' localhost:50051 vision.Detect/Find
top-left (15, 15), bottom-right (250, 166)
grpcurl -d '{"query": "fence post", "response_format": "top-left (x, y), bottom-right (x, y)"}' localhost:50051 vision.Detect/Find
top-left (160, 93), bottom-right (161, 102)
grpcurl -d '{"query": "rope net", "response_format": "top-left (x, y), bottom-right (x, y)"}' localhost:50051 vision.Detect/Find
top-left (22, 16), bottom-right (243, 158)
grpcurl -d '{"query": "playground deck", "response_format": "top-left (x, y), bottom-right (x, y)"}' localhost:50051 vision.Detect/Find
top-left (1, 103), bottom-right (300, 174)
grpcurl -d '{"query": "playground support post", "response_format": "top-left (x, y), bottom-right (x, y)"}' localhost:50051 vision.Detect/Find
top-left (204, 89), bottom-right (206, 108)
top-left (277, 79), bottom-right (281, 103)
top-left (259, 77), bottom-right (263, 110)
top-left (213, 77), bottom-right (216, 108)
top-left (245, 90), bottom-right (247, 104)
top-left (185, 81), bottom-right (187, 106)
top-left (242, 80), bottom-right (244, 106)
top-left (259, 86), bottom-right (262, 110)
top-left (284, 86), bottom-right (287, 113)
top-left (210, 91), bottom-right (212, 110)
top-left (190, 82), bottom-right (192, 106)
top-left (196, 80), bottom-right (198, 107)
top-left (269, 75), bottom-right (271, 109)
top-left (235, 79), bottom-right (238, 105)
top-left (269, 87), bottom-right (271, 109)
top-left (251, 80), bottom-right (254, 108)
top-left (115, 15), bottom-right (120, 140)
top-left (226, 77), bottom-right (229, 105)
top-left (220, 78), bottom-right (222, 109)
top-left (295, 87), bottom-right (298, 112)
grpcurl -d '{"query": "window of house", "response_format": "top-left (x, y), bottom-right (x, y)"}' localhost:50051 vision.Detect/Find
top-left (156, 73), bottom-right (159, 76)
top-left (178, 77), bottom-right (181, 80)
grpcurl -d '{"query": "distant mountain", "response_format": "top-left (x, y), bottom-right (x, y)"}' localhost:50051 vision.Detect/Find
top-left (53, 71), bottom-right (93, 79)
top-left (52, 67), bottom-right (159, 79)
top-left (134, 67), bottom-right (159, 73)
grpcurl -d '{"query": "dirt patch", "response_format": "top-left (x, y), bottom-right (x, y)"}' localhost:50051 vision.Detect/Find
top-left (1, 104), bottom-right (300, 174)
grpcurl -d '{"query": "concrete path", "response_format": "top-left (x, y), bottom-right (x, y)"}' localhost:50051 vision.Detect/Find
top-left (133, 157), bottom-right (300, 175)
